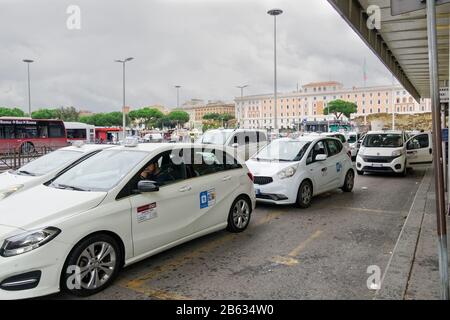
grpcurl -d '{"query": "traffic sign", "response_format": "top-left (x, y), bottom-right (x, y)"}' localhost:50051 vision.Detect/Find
top-left (391, 0), bottom-right (450, 16)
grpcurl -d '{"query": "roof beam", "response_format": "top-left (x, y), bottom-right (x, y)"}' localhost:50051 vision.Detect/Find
top-left (327, 0), bottom-right (421, 100)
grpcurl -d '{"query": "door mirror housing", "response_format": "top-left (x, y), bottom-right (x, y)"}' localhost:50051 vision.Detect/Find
top-left (315, 154), bottom-right (328, 161)
top-left (136, 180), bottom-right (159, 193)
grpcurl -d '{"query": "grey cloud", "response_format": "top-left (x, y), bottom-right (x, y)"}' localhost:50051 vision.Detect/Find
top-left (0, 0), bottom-right (393, 113)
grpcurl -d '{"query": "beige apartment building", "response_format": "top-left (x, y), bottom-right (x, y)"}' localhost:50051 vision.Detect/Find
top-left (182, 100), bottom-right (235, 128)
top-left (235, 81), bottom-right (431, 130)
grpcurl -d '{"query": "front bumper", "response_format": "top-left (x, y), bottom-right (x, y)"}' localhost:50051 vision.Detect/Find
top-left (356, 155), bottom-right (405, 173)
top-left (254, 178), bottom-right (298, 205)
top-left (0, 239), bottom-right (69, 300)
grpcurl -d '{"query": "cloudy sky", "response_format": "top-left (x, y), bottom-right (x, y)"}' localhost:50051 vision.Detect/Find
top-left (0, 0), bottom-right (395, 113)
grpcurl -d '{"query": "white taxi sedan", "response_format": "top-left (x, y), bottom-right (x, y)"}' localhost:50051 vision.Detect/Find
top-left (0, 143), bottom-right (255, 299)
top-left (246, 136), bottom-right (354, 208)
top-left (0, 144), bottom-right (113, 201)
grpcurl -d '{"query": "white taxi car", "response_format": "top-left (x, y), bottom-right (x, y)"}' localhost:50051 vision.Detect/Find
top-left (246, 136), bottom-right (354, 208)
top-left (0, 142), bottom-right (255, 299)
top-left (0, 144), bottom-right (112, 201)
top-left (356, 131), bottom-right (433, 176)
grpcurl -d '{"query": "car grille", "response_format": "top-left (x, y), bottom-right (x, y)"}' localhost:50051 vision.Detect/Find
top-left (254, 176), bottom-right (273, 185)
top-left (362, 156), bottom-right (397, 163)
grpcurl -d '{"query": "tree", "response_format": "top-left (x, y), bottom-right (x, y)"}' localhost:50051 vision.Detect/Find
top-left (55, 106), bottom-right (79, 121)
top-left (129, 107), bottom-right (164, 129)
top-left (168, 110), bottom-right (190, 127)
top-left (0, 107), bottom-right (26, 117)
top-left (79, 112), bottom-right (127, 127)
top-left (31, 109), bottom-right (58, 119)
top-left (323, 100), bottom-right (357, 119)
top-left (202, 112), bottom-right (235, 128)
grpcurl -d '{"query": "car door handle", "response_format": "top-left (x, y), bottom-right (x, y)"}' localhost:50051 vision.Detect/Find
top-left (179, 186), bottom-right (192, 192)
top-left (222, 176), bottom-right (232, 181)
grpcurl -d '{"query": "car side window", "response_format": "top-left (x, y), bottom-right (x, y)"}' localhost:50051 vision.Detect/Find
top-left (187, 148), bottom-right (227, 178)
top-left (307, 141), bottom-right (328, 165)
top-left (326, 139), bottom-right (341, 157)
top-left (257, 132), bottom-right (267, 143)
top-left (407, 134), bottom-right (429, 150)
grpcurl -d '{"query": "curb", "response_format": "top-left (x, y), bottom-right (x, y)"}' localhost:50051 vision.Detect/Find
top-left (375, 169), bottom-right (432, 300)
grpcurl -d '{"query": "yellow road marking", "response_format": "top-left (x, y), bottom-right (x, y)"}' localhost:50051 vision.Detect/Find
top-left (121, 211), bottom-right (284, 298)
top-left (128, 286), bottom-right (191, 300)
top-left (272, 230), bottom-right (322, 266)
top-left (331, 206), bottom-right (407, 215)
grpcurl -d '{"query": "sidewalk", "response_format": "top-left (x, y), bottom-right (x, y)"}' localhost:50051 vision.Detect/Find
top-left (376, 169), bottom-right (450, 300)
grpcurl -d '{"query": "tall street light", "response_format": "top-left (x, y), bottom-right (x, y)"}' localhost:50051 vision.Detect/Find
top-left (23, 59), bottom-right (34, 116)
top-left (236, 84), bottom-right (249, 128)
top-left (267, 8), bottom-right (283, 131)
top-left (175, 85), bottom-right (182, 109)
top-left (115, 57), bottom-right (134, 141)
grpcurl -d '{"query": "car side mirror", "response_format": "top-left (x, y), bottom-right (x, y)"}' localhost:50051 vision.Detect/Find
top-left (136, 180), bottom-right (159, 193)
top-left (315, 154), bottom-right (328, 161)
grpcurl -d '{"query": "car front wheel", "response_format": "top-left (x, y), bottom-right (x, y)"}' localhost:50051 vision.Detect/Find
top-left (296, 180), bottom-right (313, 208)
top-left (227, 196), bottom-right (252, 233)
top-left (341, 170), bottom-right (355, 192)
top-left (61, 234), bottom-right (122, 297)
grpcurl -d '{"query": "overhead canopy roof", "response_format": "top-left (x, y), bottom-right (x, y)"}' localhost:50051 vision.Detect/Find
top-left (327, 0), bottom-right (450, 100)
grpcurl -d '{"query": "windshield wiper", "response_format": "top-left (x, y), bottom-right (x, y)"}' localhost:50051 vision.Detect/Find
top-left (16, 170), bottom-right (37, 176)
top-left (51, 183), bottom-right (89, 192)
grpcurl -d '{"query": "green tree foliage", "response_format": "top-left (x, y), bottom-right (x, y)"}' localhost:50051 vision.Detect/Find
top-left (0, 107), bottom-right (26, 117)
top-left (202, 112), bottom-right (235, 128)
top-left (31, 109), bottom-right (58, 119)
top-left (129, 107), bottom-right (164, 128)
top-left (168, 110), bottom-right (190, 125)
top-left (323, 100), bottom-right (357, 119)
top-left (79, 112), bottom-right (127, 127)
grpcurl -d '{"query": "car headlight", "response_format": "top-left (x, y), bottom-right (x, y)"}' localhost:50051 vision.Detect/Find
top-left (278, 166), bottom-right (297, 179)
top-left (0, 227), bottom-right (61, 257)
top-left (0, 184), bottom-right (24, 201)
top-left (358, 148), bottom-right (365, 156)
top-left (392, 150), bottom-right (404, 157)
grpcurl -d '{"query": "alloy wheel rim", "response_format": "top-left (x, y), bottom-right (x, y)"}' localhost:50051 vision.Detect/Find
top-left (233, 200), bottom-right (250, 229)
top-left (347, 172), bottom-right (354, 189)
top-left (75, 241), bottom-right (117, 290)
top-left (302, 184), bottom-right (311, 204)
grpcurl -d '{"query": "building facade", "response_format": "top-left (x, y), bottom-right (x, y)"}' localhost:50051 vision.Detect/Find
top-left (235, 81), bottom-right (431, 130)
top-left (182, 100), bottom-right (235, 128)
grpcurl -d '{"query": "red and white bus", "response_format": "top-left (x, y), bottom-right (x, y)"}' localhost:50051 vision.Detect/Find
top-left (0, 117), bottom-right (68, 154)
top-left (65, 122), bottom-right (96, 144)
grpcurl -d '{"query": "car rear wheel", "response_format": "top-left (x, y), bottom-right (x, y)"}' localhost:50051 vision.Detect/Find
top-left (227, 196), bottom-right (252, 233)
top-left (61, 234), bottom-right (122, 297)
top-left (341, 170), bottom-right (355, 192)
top-left (296, 180), bottom-right (313, 208)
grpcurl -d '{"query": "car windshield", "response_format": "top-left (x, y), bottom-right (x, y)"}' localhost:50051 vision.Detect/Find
top-left (254, 140), bottom-right (311, 162)
top-left (363, 134), bottom-right (403, 148)
top-left (15, 150), bottom-right (82, 176)
top-left (50, 150), bottom-right (148, 192)
top-left (199, 131), bottom-right (232, 145)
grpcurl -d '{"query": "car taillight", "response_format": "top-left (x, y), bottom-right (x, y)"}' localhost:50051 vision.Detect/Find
top-left (247, 172), bottom-right (254, 182)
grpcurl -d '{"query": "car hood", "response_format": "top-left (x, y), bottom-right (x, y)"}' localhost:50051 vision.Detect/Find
top-left (360, 147), bottom-right (403, 156)
top-left (246, 159), bottom-right (298, 177)
top-left (0, 224), bottom-right (20, 241)
top-left (0, 185), bottom-right (107, 230)
top-left (0, 171), bottom-right (35, 190)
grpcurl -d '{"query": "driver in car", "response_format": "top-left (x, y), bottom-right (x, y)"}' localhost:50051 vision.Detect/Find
top-left (140, 162), bottom-right (161, 181)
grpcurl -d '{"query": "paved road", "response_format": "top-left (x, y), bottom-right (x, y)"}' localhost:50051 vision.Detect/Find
top-left (50, 169), bottom-right (426, 300)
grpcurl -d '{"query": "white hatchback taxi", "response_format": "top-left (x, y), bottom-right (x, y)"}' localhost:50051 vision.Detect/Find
top-left (0, 142), bottom-right (255, 299)
top-left (0, 144), bottom-right (112, 201)
top-left (246, 136), bottom-right (354, 208)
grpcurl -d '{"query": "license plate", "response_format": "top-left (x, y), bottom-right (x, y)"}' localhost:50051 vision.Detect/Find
top-left (372, 163), bottom-right (383, 167)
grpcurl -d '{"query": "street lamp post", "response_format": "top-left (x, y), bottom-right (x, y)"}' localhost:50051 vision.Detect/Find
top-left (236, 84), bottom-right (249, 128)
top-left (115, 57), bottom-right (134, 141)
top-left (23, 59), bottom-right (34, 116)
top-left (175, 85), bottom-right (182, 109)
top-left (267, 8), bottom-right (283, 131)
